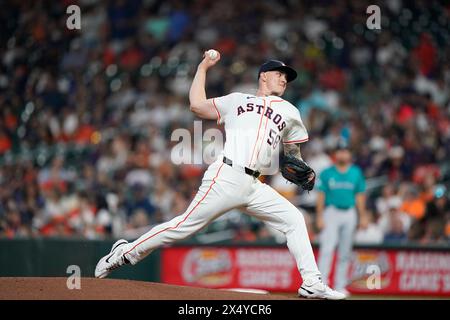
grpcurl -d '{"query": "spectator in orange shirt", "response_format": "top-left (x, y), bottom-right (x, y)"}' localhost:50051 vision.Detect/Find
top-left (400, 185), bottom-right (426, 220)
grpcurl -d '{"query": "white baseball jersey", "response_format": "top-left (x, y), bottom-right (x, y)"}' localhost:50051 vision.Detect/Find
top-left (212, 92), bottom-right (309, 174)
top-left (120, 91), bottom-right (323, 287)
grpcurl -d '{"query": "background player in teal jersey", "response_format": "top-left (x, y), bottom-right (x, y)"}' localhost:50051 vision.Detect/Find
top-left (315, 141), bottom-right (369, 297)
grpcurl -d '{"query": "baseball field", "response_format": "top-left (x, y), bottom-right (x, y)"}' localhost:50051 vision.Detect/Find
top-left (0, 277), bottom-right (298, 300)
top-left (1, 277), bottom-right (448, 300)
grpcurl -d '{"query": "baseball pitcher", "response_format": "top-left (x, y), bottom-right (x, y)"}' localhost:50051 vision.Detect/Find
top-left (95, 50), bottom-right (345, 299)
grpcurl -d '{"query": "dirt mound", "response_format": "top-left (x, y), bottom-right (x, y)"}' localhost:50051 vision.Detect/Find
top-left (0, 277), bottom-right (298, 300)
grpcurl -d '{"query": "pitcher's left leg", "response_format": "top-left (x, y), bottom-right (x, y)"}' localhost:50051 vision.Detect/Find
top-left (245, 182), bottom-right (321, 282)
top-left (245, 182), bottom-right (345, 299)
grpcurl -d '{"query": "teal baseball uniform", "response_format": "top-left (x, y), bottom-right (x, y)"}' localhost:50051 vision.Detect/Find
top-left (318, 165), bottom-right (366, 208)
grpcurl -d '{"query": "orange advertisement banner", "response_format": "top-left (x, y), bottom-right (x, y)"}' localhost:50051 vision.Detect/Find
top-left (161, 246), bottom-right (450, 296)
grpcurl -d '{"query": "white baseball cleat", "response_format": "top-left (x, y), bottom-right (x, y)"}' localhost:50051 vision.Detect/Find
top-left (95, 239), bottom-right (130, 279)
top-left (337, 288), bottom-right (351, 298)
top-left (298, 278), bottom-right (347, 300)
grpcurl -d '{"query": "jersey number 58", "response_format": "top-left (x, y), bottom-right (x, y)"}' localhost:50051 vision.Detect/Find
top-left (267, 129), bottom-right (281, 149)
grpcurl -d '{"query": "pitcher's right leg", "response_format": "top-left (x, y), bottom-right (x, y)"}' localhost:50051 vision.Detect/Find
top-left (123, 162), bottom-right (228, 265)
top-left (95, 161), bottom-right (239, 278)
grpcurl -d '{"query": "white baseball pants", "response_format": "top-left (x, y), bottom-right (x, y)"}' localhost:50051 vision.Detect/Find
top-left (122, 157), bottom-right (322, 283)
top-left (318, 206), bottom-right (357, 290)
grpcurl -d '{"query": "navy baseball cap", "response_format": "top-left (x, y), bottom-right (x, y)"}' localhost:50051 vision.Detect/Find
top-left (258, 60), bottom-right (297, 83)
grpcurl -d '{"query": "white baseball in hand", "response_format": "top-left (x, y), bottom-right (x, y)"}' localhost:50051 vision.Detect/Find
top-left (207, 49), bottom-right (218, 60)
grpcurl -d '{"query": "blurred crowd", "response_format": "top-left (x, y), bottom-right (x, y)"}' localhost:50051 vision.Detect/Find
top-left (0, 0), bottom-right (449, 245)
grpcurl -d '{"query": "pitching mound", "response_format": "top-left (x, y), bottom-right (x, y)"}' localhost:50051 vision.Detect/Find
top-left (0, 277), bottom-right (299, 300)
